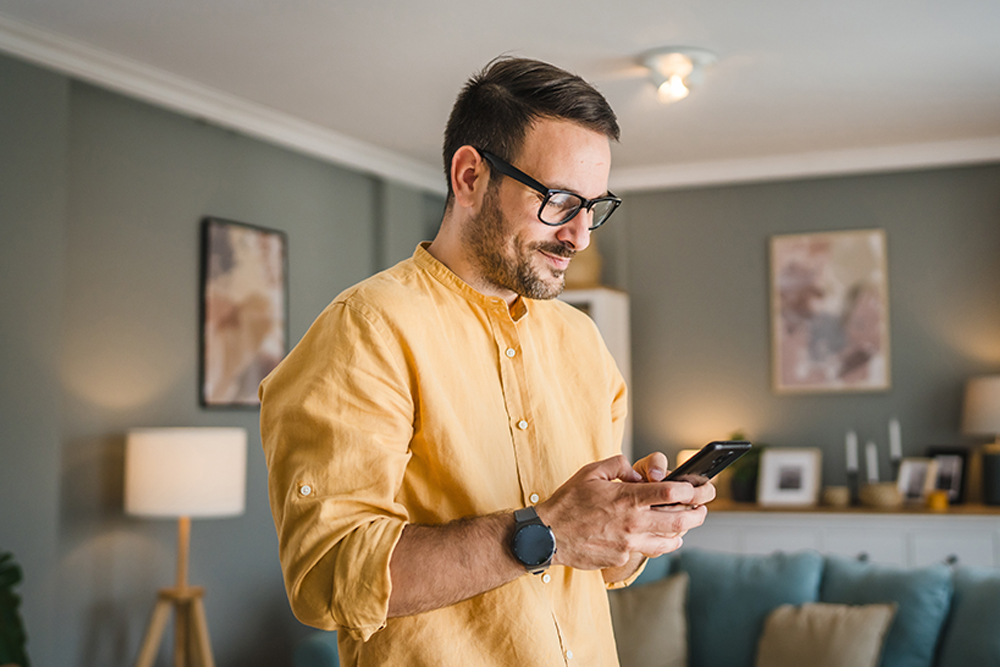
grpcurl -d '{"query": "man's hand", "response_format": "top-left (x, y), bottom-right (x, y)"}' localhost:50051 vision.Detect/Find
top-left (536, 455), bottom-right (714, 571)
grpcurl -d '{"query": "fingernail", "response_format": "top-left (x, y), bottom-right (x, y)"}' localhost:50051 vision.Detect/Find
top-left (650, 467), bottom-right (666, 481)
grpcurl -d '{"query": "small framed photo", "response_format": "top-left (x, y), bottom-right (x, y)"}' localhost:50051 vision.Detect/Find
top-left (925, 447), bottom-right (969, 504)
top-left (757, 448), bottom-right (822, 506)
top-left (200, 217), bottom-right (288, 408)
top-left (896, 458), bottom-right (939, 504)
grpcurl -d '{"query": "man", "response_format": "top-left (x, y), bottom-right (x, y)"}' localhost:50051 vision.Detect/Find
top-left (259, 57), bottom-right (714, 666)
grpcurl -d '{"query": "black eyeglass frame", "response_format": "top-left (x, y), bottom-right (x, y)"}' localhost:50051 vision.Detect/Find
top-left (475, 148), bottom-right (622, 231)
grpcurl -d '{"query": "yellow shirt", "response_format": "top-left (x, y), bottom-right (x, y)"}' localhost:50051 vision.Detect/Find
top-left (260, 243), bottom-right (630, 666)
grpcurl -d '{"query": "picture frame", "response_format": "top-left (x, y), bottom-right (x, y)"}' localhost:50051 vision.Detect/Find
top-left (757, 448), bottom-right (823, 506)
top-left (896, 457), bottom-right (939, 504)
top-left (925, 446), bottom-right (969, 504)
top-left (200, 217), bottom-right (288, 408)
top-left (770, 229), bottom-right (891, 394)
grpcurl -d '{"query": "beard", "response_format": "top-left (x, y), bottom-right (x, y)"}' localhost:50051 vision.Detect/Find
top-left (462, 185), bottom-right (576, 301)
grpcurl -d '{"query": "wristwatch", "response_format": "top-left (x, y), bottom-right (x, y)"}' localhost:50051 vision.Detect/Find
top-left (510, 506), bottom-right (556, 575)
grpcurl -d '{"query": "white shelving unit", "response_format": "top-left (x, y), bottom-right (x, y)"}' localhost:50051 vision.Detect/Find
top-left (559, 287), bottom-right (632, 461)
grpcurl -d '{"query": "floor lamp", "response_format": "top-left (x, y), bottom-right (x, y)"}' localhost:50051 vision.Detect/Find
top-left (125, 427), bottom-right (247, 667)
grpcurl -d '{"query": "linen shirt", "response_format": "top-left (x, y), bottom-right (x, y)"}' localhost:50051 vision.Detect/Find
top-left (260, 243), bottom-right (631, 666)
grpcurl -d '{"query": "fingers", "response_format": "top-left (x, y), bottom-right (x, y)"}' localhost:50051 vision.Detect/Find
top-left (625, 478), bottom-right (697, 507)
top-left (633, 452), bottom-right (669, 482)
top-left (643, 504), bottom-right (707, 541)
top-left (690, 481), bottom-right (717, 506)
top-left (588, 454), bottom-right (642, 483)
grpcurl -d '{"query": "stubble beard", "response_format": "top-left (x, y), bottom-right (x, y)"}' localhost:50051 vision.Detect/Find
top-left (463, 186), bottom-right (575, 301)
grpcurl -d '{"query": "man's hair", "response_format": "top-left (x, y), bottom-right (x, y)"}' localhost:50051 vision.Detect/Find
top-left (442, 57), bottom-right (619, 203)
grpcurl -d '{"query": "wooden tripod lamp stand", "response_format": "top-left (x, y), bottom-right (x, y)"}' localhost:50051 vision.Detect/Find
top-left (125, 428), bottom-right (247, 667)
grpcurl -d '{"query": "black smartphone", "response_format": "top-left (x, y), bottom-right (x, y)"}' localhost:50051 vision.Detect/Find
top-left (652, 440), bottom-right (751, 507)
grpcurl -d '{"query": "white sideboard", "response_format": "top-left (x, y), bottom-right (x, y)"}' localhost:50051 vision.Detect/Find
top-left (681, 504), bottom-right (1000, 568)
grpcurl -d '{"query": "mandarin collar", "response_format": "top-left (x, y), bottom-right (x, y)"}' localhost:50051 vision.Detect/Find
top-left (413, 242), bottom-right (530, 322)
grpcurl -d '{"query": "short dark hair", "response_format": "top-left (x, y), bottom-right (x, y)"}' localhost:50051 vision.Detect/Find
top-left (442, 57), bottom-right (619, 202)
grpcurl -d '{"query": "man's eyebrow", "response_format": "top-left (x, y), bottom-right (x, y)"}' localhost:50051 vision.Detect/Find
top-left (545, 181), bottom-right (611, 199)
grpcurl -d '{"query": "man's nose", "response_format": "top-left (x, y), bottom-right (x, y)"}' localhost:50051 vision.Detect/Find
top-left (555, 208), bottom-right (592, 252)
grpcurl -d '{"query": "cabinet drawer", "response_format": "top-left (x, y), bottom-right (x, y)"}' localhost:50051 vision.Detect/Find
top-left (821, 528), bottom-right (907, 566)
top-left (911, 531), bottom-right (996, 567)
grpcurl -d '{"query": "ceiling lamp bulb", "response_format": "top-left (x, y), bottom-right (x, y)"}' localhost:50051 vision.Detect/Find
top-left (658, 74), bottom-right (690, 103)
top-left (640, 47), bottom-right (716, 104)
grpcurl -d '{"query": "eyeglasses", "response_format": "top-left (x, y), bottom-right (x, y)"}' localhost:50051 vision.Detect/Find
top-left (476, 148), bottom-right (622, 231)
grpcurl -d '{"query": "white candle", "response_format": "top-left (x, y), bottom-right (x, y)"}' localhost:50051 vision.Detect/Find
top-left (846, 431), bottom-right (859, 472)
top-left (866, 441), bottom-right (880, 483)
top-left (889, 419), bottom-right (902, 461)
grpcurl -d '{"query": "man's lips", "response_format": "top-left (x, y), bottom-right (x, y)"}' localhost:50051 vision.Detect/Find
top-left (539, 249), bottom-right (572, 271)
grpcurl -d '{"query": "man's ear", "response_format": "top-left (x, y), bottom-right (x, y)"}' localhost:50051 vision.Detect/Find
top-left (450, 146), bottom-right (490, 210)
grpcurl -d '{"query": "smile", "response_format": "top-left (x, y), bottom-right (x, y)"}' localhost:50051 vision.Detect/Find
top-left (539, 250), bottom-right (572, 271)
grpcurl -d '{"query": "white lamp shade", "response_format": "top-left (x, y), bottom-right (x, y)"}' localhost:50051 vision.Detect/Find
top-left (962, 376), bottom-right (1000, 436)
top-left (125, 427), bottom-right (247, 518)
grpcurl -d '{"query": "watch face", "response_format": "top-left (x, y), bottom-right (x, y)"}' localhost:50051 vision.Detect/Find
top-left (512, 523), bottom-right (556, 567)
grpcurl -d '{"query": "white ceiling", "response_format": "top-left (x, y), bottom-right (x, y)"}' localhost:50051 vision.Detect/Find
top-left (2, 0), bottom-right (999, 193)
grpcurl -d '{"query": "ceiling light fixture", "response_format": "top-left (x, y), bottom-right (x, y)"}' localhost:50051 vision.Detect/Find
top-left (640, 47), bottom-right (717, 104)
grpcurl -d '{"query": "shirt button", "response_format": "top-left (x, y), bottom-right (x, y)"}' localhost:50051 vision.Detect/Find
top-left (299, 485), bottom-right (312, 496)
top-left (529, 493), bottom-right (539, 504)
top-left (517, 420), bottom-right (528, 430)
top-left (505, 348), bottom-right (516, 358)
top-left (566, 650), bottom-right (573, 660)
top-left (542, 573), bottom-right (551, 584)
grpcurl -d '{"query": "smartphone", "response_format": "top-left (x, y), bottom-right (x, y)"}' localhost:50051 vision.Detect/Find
top-left (651, 441), bottom-right (752, 507)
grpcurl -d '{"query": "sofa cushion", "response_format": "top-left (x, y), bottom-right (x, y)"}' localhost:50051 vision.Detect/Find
top-left (294, 630), bottom-right (340, 667)
top-left (679, 549), bottom-right (824, 667)
top-left (819, 556), bottom-right (952, 667)
top-left (609, 572), bottom-right (688, 667)
top-left (755, 602), bottom-right (897, 667)
top-left (936, 566), bottom-right (1000, 667)
top-left (631, 552), bottom-right (678, 587)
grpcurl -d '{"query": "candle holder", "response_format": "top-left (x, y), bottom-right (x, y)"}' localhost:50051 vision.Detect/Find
top-left (860, 482), bottom-right (903, 509)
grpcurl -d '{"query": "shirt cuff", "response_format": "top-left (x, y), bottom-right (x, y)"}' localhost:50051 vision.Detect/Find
top-left (605, 556), bottom-right (648, 590)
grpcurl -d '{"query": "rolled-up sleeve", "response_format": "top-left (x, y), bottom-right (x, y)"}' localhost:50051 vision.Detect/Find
top-left (260, 300), bottom-right (414, 641)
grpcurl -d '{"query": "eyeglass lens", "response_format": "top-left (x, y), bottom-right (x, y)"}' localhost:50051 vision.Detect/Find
top-left (541, 193), bottom-right (618, 229)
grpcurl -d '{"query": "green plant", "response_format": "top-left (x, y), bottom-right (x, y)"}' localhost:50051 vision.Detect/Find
top-left (0, 552), bottom-right (29, 667)
top-left (727, 431), bottom-right (767, 503)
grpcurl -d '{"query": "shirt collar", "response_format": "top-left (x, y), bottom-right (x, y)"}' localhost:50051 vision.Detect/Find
top-left (413, 242), bottom-right (530, 322)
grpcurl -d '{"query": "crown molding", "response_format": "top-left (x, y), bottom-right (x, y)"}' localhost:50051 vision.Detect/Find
top-left (610, 136), bottom-right (1000, 192)
top-left (0, 13), bottom-right (447, 195)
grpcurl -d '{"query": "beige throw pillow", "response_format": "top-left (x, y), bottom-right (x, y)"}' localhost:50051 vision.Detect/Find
top-left (755, 602), bottom-right (897, 667)
top-left (608, 572), bottom-right (688, 667)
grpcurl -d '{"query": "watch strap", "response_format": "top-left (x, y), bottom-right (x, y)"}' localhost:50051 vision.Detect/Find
top-left (514, 507), bottom-right (541, 524)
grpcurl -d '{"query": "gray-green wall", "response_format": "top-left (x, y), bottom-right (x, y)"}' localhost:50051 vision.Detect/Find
top-left (620, 167), bottom-right (1000, 477)
top-left (1, 52), bottom-right (441, 666)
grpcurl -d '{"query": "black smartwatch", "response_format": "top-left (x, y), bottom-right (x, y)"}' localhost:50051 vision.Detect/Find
top-left (510, 507), bottom-right (556, 575)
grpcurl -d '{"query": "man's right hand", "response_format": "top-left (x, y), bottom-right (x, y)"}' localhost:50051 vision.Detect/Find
top-left (536, 455), bottom-right (712, 570)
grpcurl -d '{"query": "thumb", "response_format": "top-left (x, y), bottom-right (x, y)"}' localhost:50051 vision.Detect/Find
top-left (591, 454), bottom-right (642, 483)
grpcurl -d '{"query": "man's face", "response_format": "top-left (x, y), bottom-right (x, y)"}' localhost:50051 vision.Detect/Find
top-left (463, 119), bottom-right (612, 301)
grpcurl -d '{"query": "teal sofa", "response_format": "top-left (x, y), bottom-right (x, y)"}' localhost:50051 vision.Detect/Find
top-left (294, 549), bottom-right (1000, 667)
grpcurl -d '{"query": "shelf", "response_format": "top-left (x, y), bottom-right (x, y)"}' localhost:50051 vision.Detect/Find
top-left (706, 499), bottom-right (1000, 516)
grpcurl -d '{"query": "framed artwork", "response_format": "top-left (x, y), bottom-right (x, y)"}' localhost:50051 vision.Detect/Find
top-left (896, 457), bottom-right (939, 504)
top-left (770, 229), bottom-right (891, 394)
top-left (757, 448), bottom-right (822, 507)
top-left (200, 217), bottom-right (288, 408)
top-left (925, 446), bottom-right (969, 504)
